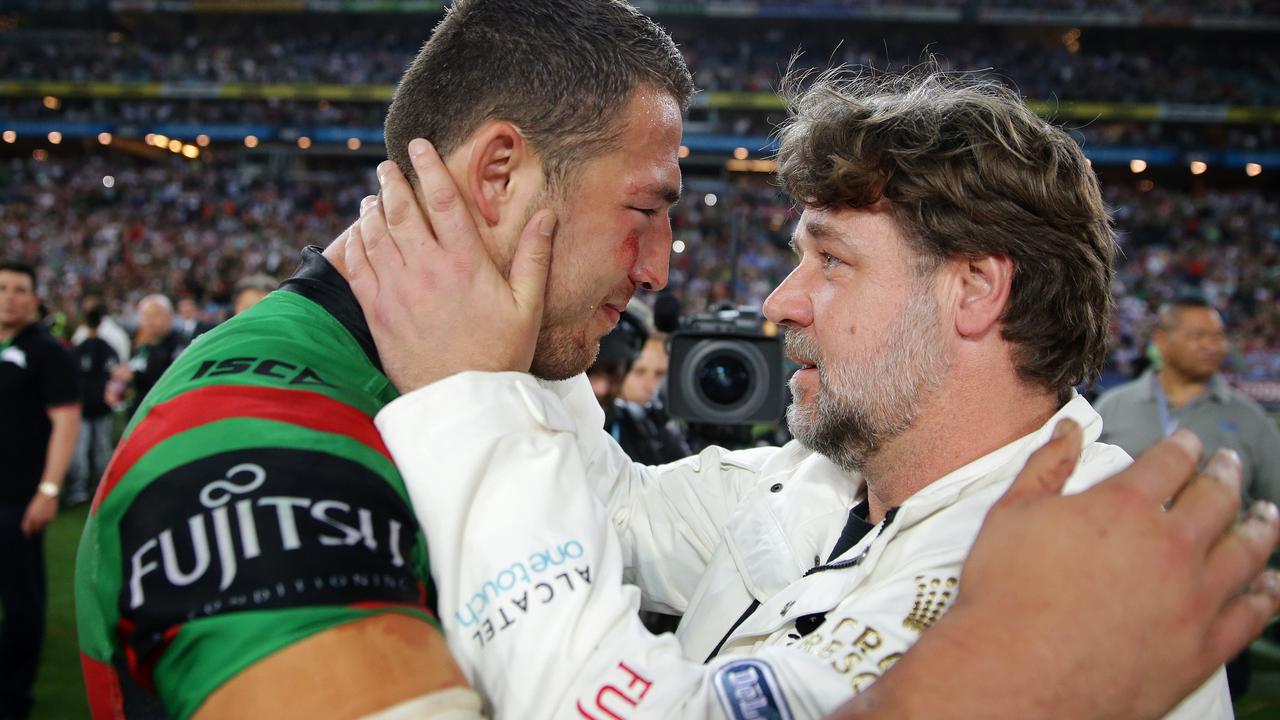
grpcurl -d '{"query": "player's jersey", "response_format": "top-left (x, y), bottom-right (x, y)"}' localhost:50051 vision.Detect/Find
top-left (75, 248), bottom-right (437, 720)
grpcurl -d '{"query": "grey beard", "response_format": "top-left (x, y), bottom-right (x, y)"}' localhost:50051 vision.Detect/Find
top-left (785, 284), bottom-right (949, 474)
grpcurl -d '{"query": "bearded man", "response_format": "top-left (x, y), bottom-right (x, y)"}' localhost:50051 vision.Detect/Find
top-left (351, 67), bottom-right (1251, 718)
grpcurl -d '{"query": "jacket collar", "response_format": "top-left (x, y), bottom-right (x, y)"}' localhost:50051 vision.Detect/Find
top-left (726, 392), bottom-right (1103, 599)
top-left (1141, 367), bottom-right (1232, 404)
top-left (279, 246), bottom-right (381, 372)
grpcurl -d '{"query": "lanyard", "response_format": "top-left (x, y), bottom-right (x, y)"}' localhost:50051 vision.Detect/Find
top-left (1152, 373), bottom-right (1179, 438)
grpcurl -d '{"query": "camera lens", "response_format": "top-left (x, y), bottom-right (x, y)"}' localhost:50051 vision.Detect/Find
top-left (697, 353), bottom-right (751, 406)
top-left (674, 337), bottom-right (777, 423)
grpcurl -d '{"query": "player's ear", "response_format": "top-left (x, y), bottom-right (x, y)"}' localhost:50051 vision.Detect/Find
top-left (954, 254), bottom-right (1013, 339)
top-left (465, 121), bottom-right (530, 227)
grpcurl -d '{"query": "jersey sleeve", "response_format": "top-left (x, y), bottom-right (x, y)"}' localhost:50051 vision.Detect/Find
top-left (75, 315), bottom-right (441, 720)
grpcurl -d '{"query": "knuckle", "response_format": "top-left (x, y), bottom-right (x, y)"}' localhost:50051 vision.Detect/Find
top-left (450, 252), bottom-right (476, 276)
top-left (428, 187), bottom-right (458, 212)
top-left (383, 197), bottom-right (411, 227)
top-left (1112, 481), bottom-right (1151, 513)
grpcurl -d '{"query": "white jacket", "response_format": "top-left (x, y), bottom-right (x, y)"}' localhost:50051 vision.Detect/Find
top-left (376, 371), bottom-right (1231, 719)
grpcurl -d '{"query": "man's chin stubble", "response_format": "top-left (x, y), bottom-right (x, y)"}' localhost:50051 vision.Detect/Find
top-left (529, 327), bottom-right (599, 382)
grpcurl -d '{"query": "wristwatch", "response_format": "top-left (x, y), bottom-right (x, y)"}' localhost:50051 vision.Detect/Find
top-left (37, 482), bottom-right (61, 499)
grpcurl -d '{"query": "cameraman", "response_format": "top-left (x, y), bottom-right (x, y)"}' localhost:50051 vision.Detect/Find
top-left (589, 307), bottom-right (691, 465)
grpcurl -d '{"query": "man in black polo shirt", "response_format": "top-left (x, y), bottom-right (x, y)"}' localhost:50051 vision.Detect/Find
top-left (0, 261), bottom-right (80, 720)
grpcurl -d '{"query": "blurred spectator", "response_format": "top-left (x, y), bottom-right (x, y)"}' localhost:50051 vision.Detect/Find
top-left (232, 273), bottom-right (279, 315)
top-left (111, 293), bottom-right (181, 419)
top-left (69, 292), bottom-right (130, 364)
top-left (0, 260), bottom-right (80, 720)
top-left (589, 310), bottom-right (691, 466)
top-left (175, 296), bottom-right (215, 346)
top-left (1096, 296), bottom-right (1280, 512)
top-left (66, 305), bottom-right (118, 506)
top-left (621, 335), bottom-right (671, 407)
top-left (1096, 297), bottom-right (1280, 701)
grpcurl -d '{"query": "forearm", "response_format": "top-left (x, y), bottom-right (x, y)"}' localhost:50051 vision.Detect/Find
top-left (544, 374), bottom-right (771, 611)
top-left (41, 405), bottom-right (81, 488)
top-left (376, 373), bottom-right (848, 718)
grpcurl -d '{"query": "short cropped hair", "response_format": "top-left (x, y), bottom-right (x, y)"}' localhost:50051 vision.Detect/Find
top-left (776, 65), bottom-right (1115, 394)
top-left (0, 261), bottom-right (38, 292)
top-left (138, 294), bottom-right (174, 315)
top-left (233, 273), bottom-right (279, 296)
top-left (384, 0), bottom-right (694, 194)
top-left (1156, 294), bottom-right (1214, 332)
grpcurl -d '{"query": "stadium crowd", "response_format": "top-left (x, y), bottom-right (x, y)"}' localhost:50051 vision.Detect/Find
top-left (10, 97), bottom-right (1275, 153)
top-left (3, 152), bottom-right (1277, 392)
top-left (3, 20), bottom-right (1278, 105)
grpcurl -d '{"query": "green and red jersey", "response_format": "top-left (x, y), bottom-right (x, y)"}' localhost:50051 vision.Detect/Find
top-left (76, 249), bottom-right (437, 719)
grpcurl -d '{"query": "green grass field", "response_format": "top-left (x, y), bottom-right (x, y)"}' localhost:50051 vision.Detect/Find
top-left (12, 505), bottom-right (1280, 718)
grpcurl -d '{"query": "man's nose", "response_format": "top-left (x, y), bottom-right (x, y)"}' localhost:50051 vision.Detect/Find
top-left (763, 266), bottom-right (813, 329)
top-left (631, 221), bottom-right (673, 292)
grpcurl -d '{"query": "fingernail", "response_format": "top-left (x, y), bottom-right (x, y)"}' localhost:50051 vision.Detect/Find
top-left (539, 213), bottom-right (557, 237)
top-left (1247, 500), bottom-right (1279, 524)
top-left (409, 138), bottom-right (431, 158)
top-left (1170, 429), bottom-right (1201, 459)
top-left (1051, 418), bottom-right (1077, 440)
top-left (1252, 570), bottom-right (1280, 596)
top-left (376, 161), bottom-right (390, 181)
top-left (1205, 448), bottom-right (1242, 485)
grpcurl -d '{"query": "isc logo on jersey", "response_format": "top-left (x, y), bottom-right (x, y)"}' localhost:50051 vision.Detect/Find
top-left (118, 448), bottom-right (423, 656)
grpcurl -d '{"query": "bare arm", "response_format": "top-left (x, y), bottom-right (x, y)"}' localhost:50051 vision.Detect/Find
top-left (42, 403), bottom-right (80, 489)
top-left (21, 403), bottom-right (80, 536)
top-left (192, 615), bottom-right (475, 719)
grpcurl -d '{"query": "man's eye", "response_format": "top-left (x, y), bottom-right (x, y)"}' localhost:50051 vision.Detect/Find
top-left (630, 207), bottom-right (659, 217)
top-left (820, 252), bottom-right (841, 269)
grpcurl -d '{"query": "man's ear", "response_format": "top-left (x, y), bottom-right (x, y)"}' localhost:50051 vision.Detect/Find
top-left (954, 255), bottom-right (1014, 339)
top-left (465, 121), bottom-right (529, 227)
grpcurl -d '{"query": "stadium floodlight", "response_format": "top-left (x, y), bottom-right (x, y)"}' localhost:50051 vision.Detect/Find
top-left (733, 147), bottom-right (749, 160)
top-left (244, 135), bottom-right (259, 148)
top-left (43, 95), bottom-right (59, 110)
top-left (98, 132), bottom-right (112, 145)
top-left (102, 176), bottom-right (115, 189)
top-left (182, 144), bottom-right (199, 159)
top-left (1190, 161), bottom-right (1207, 175)
top-left (347, 138), bottom-right (362, 150)
top-left (673, 240), bottom-right (687, 254)
top-left (298, 137), bottom-right (312, 149)
top-left (153, 134), bottom-right (170, 147)
top-left (678, 145), bottom-right (690, 159)
top-left (1246, 163), bottom-right (1262, 177)
top-left (1130, 159), bottom-right (1147, 173)
top-left (48, 131), bottom-right (62, 145)
top-left (704, 193), bottom-right (718, 207)
top-left (167, 139), bottom-right (182, 152)
top-left (2, 130), bottom-right (15, 143)
top-left (197, 134), bottom-right (211, 147)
